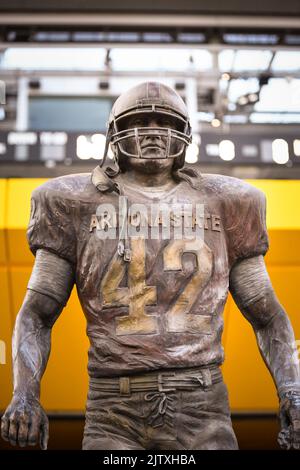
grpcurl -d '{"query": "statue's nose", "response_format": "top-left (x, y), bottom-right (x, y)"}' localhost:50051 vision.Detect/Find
top-left (145, 120), bottom-right (161, 140)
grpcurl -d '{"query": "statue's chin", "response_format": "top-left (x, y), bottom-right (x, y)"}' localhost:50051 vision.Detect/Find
top-left (127, 155), bottom-right (173, 174)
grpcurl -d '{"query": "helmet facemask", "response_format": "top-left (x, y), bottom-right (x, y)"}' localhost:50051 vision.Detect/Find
top-left (100, 105), bottom-right (192, 172)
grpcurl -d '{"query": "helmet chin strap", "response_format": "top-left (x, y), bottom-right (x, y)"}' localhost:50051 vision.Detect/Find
top-left (98, 126), bottom-right (122, 177)
top-left (99, 126), bottom-right (113, 169)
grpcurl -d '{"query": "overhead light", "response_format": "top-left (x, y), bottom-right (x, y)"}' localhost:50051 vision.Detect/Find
top-left (237, 92), bottom-right (259, 106)
top-left (185, 142), bottom-right (199, 164)
top-left (294, 139), bottom-right (300, 156)
top-left (0, 142), bottom-right (6, 154)
top-left (44, 160), bottom-right (56, 169)
top-left (8, 132), bottom-right (37, 145)
top-left (285, 35), bottom-right (300, 45)
top-left (248, 93), bottom-right (259, 103)
top-left (72, 32), bottom-right (106, 42)
top-left (221, 73), bottom-right (231, 81)
top-left (219, 140), bottom-right (235, 161)
top-left (77, 135), bottom-right (93, 160)
top-left (76, 134), bottom-right (114, 160)
top-left (272, 139), bottom-right (289, 164)
top-left (250, 113), bottom-right (300, 124)
top-left (211, 118), bottom-right (221, 128)
top-left (91, 134), bottom-right (107, 160)
top-left (177, 32), bottom-right (205, 43)
top-left (40, 132), bottom-right (68, 146)
top-left (237, 95), bottom-right (249, 106)
top-left (242, 145), bottom-right (258, 157)
top-left (77, 134), bottom-right (106, 160)
top-left (143, 32), bottom-right (172, 43)
top-left (206, 144), bottom-right (219, 157)
top-left (64, 157), bottom-right (73, 166)
top-left (197, 111), bottom-right (214, 122)
top-left (227, 102), bottom-right (236, 111)
top-left (34, 32), bottom-right (70, 42)
top-left (224, 115), bottom-right (248, 124)
top-left (223, 33), bottom-right (278, 45)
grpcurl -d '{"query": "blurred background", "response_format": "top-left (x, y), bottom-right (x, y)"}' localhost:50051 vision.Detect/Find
top-left (0, 0), bottom-right (300, 450)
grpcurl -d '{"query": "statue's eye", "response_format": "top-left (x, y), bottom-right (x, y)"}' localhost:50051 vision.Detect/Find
top-left (161, 120), bottom-right (173, 128)
top-left (132, 119), bottom-right (144, 127)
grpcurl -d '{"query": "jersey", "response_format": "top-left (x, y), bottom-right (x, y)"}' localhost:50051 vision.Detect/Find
top-left (27, 167), bottom-right (269, 377)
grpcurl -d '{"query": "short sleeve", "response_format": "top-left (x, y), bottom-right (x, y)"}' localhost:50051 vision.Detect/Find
top-left (226, 186), bottom-right (269, 266)
top-left (27, 186), bottom-right (76, 265)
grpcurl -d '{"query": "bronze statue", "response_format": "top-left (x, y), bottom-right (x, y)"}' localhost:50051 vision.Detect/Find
top-left (1, 82), bottom-right (300, 450)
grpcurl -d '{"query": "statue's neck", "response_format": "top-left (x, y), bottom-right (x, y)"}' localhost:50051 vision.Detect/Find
top-left (121, 168), bottom-right (175, 189)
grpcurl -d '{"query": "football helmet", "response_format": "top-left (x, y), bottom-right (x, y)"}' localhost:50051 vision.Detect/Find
top-left (100, 81), bottom-right (192, 170)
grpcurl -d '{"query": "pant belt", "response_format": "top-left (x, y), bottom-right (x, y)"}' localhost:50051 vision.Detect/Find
top-left (89, 366), bottom-right (222, 395)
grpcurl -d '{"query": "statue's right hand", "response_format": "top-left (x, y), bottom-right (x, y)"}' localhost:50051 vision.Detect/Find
top-left (1, 393), bottom-right (49, 449)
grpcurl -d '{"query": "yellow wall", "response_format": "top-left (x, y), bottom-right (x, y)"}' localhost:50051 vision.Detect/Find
top-left (223, 180), bottom-right (300, 411)
top-left (0, 178), bottom-right (299, 413)
top-left (1, 179), bottom-right (89, 413)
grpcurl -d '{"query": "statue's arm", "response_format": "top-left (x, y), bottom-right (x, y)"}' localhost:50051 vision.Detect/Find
top-left (1, 249), bottom-right (74, 449)
top-left (229, 255), bottom-right (300, 449)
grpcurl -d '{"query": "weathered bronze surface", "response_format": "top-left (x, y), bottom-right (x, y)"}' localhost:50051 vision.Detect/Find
top-left (1, 82), bottom-right (300, 450)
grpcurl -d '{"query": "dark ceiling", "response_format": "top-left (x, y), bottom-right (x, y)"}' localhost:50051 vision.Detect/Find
top-left (0, 0), bottom-right (299, 16)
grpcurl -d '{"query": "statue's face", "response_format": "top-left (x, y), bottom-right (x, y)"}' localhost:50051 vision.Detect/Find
top-left (119, 114), bottom-right (180, 174)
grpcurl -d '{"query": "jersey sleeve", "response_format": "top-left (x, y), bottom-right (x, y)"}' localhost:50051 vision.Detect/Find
top-left (226, 184), bottom-right (269, 266)
top-left (27, 185), bottom-right (76, 265)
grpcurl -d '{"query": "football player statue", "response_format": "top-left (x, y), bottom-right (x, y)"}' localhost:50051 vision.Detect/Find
top-left (1, 82), bottom-right (300, 450)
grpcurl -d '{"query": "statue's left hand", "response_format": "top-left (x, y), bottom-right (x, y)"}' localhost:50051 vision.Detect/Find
top-left (278, 391), bottom-right (300, 450)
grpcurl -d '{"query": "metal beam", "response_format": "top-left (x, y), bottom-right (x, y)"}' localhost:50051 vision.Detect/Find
top-left (0, 13), bottom-right (300, 29)
top-left (1, 69), bottom-right (300, 81)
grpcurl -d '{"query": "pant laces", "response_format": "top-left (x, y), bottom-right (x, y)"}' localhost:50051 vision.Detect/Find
top-left (144, 392), bottom-right (174, 428)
